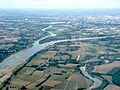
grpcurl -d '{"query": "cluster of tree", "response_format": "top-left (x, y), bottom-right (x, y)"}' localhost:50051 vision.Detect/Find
top-left (112, 70), bottom-right (120, 86)
top-left (0, 38), bottom-right (30, 62)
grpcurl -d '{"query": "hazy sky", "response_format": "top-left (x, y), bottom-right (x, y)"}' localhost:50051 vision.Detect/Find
top-left (0, 0), bottom-right (120, 9)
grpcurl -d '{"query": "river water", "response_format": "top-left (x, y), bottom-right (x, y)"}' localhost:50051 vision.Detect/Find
top-left (80, 67), bottom-right (102, 90)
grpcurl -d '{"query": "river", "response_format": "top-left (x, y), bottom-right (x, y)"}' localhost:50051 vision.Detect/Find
top-left (0, 22), bottom-right (119, 89)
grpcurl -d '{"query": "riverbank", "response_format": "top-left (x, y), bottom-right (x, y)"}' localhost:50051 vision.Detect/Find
top-left (0, 34), bottom-right (119, 88)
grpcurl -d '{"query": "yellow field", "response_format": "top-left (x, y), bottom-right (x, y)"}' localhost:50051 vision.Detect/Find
top-left (104, 84), bottom-right (120, 90)
top-left (93, 61), bottom-right (120, 73)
